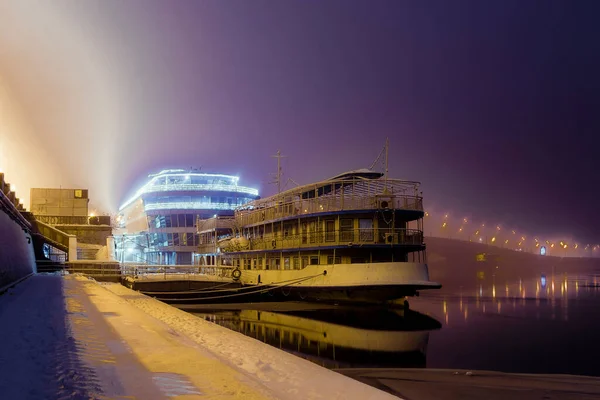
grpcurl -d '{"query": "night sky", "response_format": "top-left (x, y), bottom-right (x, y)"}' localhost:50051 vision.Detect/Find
top-left (0, 1), bottom-right (598, 242)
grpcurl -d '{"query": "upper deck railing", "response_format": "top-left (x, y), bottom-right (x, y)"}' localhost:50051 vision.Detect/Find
top-left (212, 228), bottom-right (424, 254)
top-left (236, 177), bottom-right (422, 227)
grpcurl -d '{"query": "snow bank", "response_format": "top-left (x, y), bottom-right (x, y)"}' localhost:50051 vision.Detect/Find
top-left (103, 283), bottom-right (399, 400)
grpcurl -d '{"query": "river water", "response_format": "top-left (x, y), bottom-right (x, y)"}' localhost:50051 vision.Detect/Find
top-left (185, 270), bottom-right (600, 377)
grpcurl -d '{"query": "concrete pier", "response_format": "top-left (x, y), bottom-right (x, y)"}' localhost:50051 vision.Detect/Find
top-left (4, 273), bottom-right (600, 399)
top-left (0, 274), bottom-right (395, 400)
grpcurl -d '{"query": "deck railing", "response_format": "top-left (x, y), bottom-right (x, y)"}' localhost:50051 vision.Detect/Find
top-left (218, 228), bottom-right (424, 253)
top-left (236, 194), bottom-right (423, 227)
top-left (121, 264), bottom-right (236, 280)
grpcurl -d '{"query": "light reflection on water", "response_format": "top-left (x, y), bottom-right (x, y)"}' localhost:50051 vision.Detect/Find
top-left (429, 273), bottom-right (600, 326)
top-left (411, 271), bottom-right (600, 377)
top-left (194, 307), bottom-right (441, 369)
top-left (191, 272), bottom-right (600, 376)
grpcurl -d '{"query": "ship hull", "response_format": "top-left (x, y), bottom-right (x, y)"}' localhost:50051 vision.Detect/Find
top-left (127, 262), bottom-right (441, 305)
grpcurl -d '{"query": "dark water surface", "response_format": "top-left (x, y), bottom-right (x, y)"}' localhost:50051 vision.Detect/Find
top-left (185, 270), bottom-right (600, 376)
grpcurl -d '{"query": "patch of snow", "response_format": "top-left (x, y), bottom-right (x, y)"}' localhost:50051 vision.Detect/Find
top-left (104, 283), bottom-right (399, 400)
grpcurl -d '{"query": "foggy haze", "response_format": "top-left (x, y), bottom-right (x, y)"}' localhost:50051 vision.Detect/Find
top-left (0, 0), bottom-right (598, 242)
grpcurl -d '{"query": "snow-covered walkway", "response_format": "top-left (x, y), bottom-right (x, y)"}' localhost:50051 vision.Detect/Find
top-left (0, 275), bottom-right (397, 399)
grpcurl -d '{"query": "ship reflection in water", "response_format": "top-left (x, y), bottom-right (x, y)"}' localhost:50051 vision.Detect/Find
top-left (194, 307), bottom-right (441, 369)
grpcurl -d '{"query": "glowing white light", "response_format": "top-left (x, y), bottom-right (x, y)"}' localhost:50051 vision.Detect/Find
top-left (146, 183), bottom-right (258, 196)
top-left (144, 202), bottom-right (238, 211)
top-left (119, 171), bottom-right (258, 211)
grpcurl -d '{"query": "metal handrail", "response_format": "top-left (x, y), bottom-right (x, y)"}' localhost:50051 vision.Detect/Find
top-left (120, 264), bottom-right (236, 280)
top-left (236, 194), bottom-right (423, 227)
top-left (32, 220), bottom-right (71, 250)
top-left (217, 228), bottom-right (424, 253)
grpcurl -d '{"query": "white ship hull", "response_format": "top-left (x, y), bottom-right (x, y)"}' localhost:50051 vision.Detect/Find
top-left (234, 262), bottom-right (440, 303)
top-left (125, 261), bottom-right (440, 304)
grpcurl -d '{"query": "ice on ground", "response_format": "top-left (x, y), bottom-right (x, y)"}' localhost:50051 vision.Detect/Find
top-left (0, 275), bottom-right (102, 399)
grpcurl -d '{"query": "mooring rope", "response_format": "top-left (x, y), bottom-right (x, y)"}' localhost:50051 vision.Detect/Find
top-left (150, 272), bottom-right (325, 302)
top-left (140, 273), bottom-right (325, 295)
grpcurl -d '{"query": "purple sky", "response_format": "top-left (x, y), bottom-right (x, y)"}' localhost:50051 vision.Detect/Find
top-left (0, 1), bottom-right (598, 242)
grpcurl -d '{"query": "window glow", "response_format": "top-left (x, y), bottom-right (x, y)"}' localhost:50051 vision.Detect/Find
top-left (144, 202), bottom-right (239, 211)
top-left (119, 171), bottom-right (258, 210)
top-left (146, 183), bottom-right (258, 196)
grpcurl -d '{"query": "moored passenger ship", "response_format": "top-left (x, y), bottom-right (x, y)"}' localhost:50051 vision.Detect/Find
top-left (195, 168), bottom-right (441, 305)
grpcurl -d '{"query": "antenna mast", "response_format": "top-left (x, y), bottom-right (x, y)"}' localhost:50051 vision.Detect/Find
top-left (270, 150), bottom-right (287, 194)
top-left (385, 137), bottom-right (389, 185)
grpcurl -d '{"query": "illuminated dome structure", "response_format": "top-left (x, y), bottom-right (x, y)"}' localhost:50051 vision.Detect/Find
top-left (116, 169), bottom-right (259, 265)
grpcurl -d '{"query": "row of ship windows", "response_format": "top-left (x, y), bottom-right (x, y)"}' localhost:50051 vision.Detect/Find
top-left (149, 232), bottom-right (200, 247)
top-left (152, 176), bottom-right (235, 186)
top-left (219, 255), bottom-right (367, 269)
top-left (148, 214), bottom-right (196, 228)
top-left (144, 196), bottom-right (254, 206)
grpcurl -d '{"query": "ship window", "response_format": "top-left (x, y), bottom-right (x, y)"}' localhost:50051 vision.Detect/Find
top-left (173, 233), bottom-right (180, 246)
top-left (359, 219), bottom-right (374, 241)
top-left (309, 256), bottom-right (319, 265)
top-left (325, 220), bottom-right (335, 242)
top-left (340, 219), bottom-right (354, 241)
top-left (187, 233), bottom-right (194, 246)
top-left (301, 223), bottom-right (308, 244)
top-left (309, 221), bottom-right (317, 243)
top-left (178, 214), bottom-right (186, 228)
top-left (165, 215), bottom-right (172, 228)
top-left (301, 256), bottom-right (309, 268)
top-left (327, 256), bottom-right (341, 264)
top-left (293, 257), bottom-right (300, 270)
top-left (284, 257), bottom-right (290, 270)
top-left (167, 233), bottom-right (174, 246)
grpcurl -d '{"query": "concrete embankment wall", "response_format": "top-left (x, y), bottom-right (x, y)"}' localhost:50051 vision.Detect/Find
top-left (0, 208), bottom-right (36, 290)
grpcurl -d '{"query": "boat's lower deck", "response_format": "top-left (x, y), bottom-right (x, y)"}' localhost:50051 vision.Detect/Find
top-left (123, 262), bottom-right (441, 305)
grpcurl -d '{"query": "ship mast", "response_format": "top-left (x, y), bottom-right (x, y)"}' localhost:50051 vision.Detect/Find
top-left (270, 150), bottom-right (287, 194)
top-left (384, 137), bottom-right (389, 186)
top-left (369, 138), bottom-right (390, 191)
